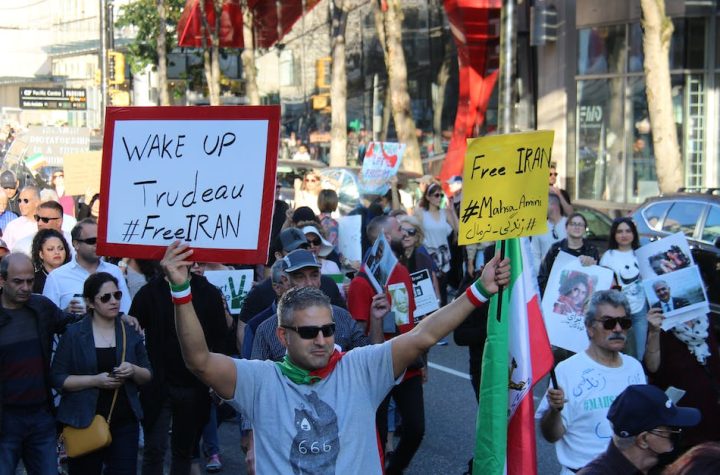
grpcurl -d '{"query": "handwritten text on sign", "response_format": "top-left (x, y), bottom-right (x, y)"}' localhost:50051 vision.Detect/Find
top-left (459, 131), bottom-right (554, 244)
top-left (104, 118), bottom-right (271, 260)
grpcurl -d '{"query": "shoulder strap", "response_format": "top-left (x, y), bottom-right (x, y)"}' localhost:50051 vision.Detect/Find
top-left (107, 322), bottom-right (126, 423)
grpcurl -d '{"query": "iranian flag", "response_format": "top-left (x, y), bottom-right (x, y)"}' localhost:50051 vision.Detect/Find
top-left (473, 237), bottom-right (553, 475)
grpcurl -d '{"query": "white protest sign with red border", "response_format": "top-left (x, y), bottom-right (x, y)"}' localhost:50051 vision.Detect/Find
top-left (98, 106), bottom-right (280, 263)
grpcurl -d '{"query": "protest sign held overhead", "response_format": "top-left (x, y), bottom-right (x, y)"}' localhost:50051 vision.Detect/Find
top-left (358, 141), bottom-right (405, 195)
top-left (98, 106), bottom-right (280, 263)
top-left (459, 131), bottom-right (554, 245)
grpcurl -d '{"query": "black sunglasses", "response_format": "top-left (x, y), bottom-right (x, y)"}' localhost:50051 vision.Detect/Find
top-left (76, 237), bottom-right (97, 245)
top-left (281, 323), bottom-right (336, 339)
top-left (596, 316), bottom-right (632, 330)
top-left (21, 198), bottom-right (32, 204)
top-left (307, 238), bottom-right (322, 247)
top-left (430, 193), bottom-right (443, 198)
top-left (98, 291), bottom-right (123, 303)
top-left (401, 227), bottom-right (417, 236)
top-left (35, 215), bottom-right (61, 223)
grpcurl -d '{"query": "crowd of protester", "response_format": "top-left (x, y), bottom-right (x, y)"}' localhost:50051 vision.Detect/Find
top-left (0, 158), bottom-right (717, 475)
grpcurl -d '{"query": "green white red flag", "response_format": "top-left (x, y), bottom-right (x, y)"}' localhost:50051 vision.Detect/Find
top-left (473, 237), bottom-right (553, 475)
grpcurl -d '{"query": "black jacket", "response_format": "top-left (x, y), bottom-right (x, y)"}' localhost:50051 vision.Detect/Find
top-left (0, 292), bottom-right (79, 429)
top-left (130, 274), bottom-right (227, 426)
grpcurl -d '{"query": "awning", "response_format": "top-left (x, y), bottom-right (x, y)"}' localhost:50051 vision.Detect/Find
top-left (177, 0), bottom-right (321, 49)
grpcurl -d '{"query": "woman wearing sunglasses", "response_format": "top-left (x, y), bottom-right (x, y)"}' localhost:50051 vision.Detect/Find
top-left (397, 215), bottom-right (440, 302)
top-left (299, 222), bottom-right (341, 275)
top-left (51, 272), bottom-right (151, 474)
top-left (293, 171), bottom-right (323, 215)
top-left (414, 182), bottom-right (458, 306)
top-left (30, 228), bottom-right (71, 293)
top-left (599, 217), bottom-right (647, 359)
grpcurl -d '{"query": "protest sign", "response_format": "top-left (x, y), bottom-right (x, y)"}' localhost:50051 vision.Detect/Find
top-left (642, 266), bottom-right (710, 330)
top-left (338, 215), bottom-right (362, 263)
top-left (458, 131), bottom-right (554, 245)
top-left (204, 269), bottom-right (254, 315)
top-left (411, 269), bottom-right (439, 319)
top-left (358, 142), bottom-right (405, 195)
top-left (363, 233), bottom-right (397, 294)
top-left (98, 106), bottom-right (280, 263)
top-left (636, 232), bottom-right (694, 277)
top-left (541, 258), bottom-right (613, 354)
top-left (63, 151), bottom-right (102, 196)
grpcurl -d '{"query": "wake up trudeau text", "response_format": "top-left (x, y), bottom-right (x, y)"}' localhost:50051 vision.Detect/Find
top-left (119, 131), bottom-right (247, 243)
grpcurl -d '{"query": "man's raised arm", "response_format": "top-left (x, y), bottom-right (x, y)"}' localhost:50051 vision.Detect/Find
top-left (385, 254), bottom-right (510, 378)
top-left (161, 241), bottom-right (237, 399)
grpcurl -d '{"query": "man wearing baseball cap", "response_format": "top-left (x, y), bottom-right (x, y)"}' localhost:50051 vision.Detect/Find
top-left (238, 228), bottom-right (345, 324)
top-left (578, 384), bottom-right (700, 474)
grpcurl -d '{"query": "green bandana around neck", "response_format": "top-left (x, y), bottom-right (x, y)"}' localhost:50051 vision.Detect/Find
top-left (276, 355), bottom-right (322, 385)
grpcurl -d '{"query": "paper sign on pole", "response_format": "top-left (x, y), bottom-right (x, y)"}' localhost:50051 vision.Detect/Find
top-left (204, 269), bottom-right (254, 316)
top-left (358, 142), bottom-right (405, 195)
top-left (63, 151), bottom-right (102, 196)
top-left (338, 215), bottom-right (362, 263)
top-left (97, 106), bottom-right (280, 263)
top-left (458, 131), bottom-right (554, 245)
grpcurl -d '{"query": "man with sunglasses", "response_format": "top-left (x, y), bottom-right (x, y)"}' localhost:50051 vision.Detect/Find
top-left (12, 200), bottom-right (73, 257)
top-left (43, 218), bottom-right (131, 314)
top-left (549, 163), bottom-right (573, 216)
top-left (2, 186), bottom-right (40, 251)
top-left (537, 290), bottom-right (646, 475)
top-left (159, 240), bottom-right (509, 474)
top-left (578, 384), bottom-right (700, 474)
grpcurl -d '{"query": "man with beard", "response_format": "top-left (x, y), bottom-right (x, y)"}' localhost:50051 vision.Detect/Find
top-left (537, 290), bottom-right (646, 475)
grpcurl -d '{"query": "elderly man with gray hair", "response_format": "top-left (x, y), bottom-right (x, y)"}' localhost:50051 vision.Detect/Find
top-left (536, 290), bottom-right (647, 474)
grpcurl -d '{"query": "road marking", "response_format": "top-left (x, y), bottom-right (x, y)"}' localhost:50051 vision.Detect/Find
top-left (427, 362), bottom-right (470, 380)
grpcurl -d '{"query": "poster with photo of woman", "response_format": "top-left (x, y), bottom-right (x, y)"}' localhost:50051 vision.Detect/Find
top-left (541, 259), bottom-right (614, 353)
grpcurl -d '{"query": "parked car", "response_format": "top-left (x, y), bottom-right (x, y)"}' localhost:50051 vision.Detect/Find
top-left (574, 204), bottom-right (613, 254)
top-left (631, 192), bottom-right (720, 318)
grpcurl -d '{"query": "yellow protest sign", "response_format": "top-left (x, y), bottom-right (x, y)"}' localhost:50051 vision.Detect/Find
top-left (458, 130), bottom-right (554, 245)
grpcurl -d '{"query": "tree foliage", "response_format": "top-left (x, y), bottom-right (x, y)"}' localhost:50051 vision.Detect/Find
top-left (116, 0), bottom-right (185, 75)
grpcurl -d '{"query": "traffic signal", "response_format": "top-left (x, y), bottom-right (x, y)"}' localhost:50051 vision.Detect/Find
top-left (108, 51), bottom-right (126, 85)
top-left (316, 57), bottom-right (331, 91)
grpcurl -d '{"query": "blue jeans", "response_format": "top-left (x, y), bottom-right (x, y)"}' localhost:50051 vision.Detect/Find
top-left (67, 420), bottom-right (139, 475)
top-left (0, 404), bottom-right (57, 475)
top-left (201, 404), bottom-right (219, 457)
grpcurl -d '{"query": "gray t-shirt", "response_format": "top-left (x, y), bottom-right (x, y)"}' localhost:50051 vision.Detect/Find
top-left (228, 341), bottom-right (395, 474)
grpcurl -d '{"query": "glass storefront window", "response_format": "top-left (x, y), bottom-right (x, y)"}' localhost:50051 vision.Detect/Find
top-left (576, 78), bottom-right (625, 200)
top-left (670, 18), bottom-right (705, 70)
top-left (578, 25), bottom-right (626, 75)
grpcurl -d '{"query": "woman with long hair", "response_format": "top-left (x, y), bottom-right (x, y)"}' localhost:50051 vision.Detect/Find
top-left (293, 170), bottom-right (323, 215)
top-left (31, 228), bottom-right (71, 293)
top-left (51, 272), bottom-right (151, 474)
top-left (599, 217), bottom-right (647, 359)
top-left (414, 182), bottom-right (458, 305)
top-left (397, 215), bottom-right (440, 302)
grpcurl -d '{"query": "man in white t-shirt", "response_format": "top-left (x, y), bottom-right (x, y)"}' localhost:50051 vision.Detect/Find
top-left (536, 290), bottom-right (646, 474)
top-left (159, 240), bottom-right (510, 474)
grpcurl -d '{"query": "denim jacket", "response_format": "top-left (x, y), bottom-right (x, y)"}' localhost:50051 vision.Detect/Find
top-left (51, 315), bottom-right (152, 428)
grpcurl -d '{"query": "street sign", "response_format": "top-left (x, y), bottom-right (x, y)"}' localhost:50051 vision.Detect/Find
top-left (19, 87), bottom-right (87, 110)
